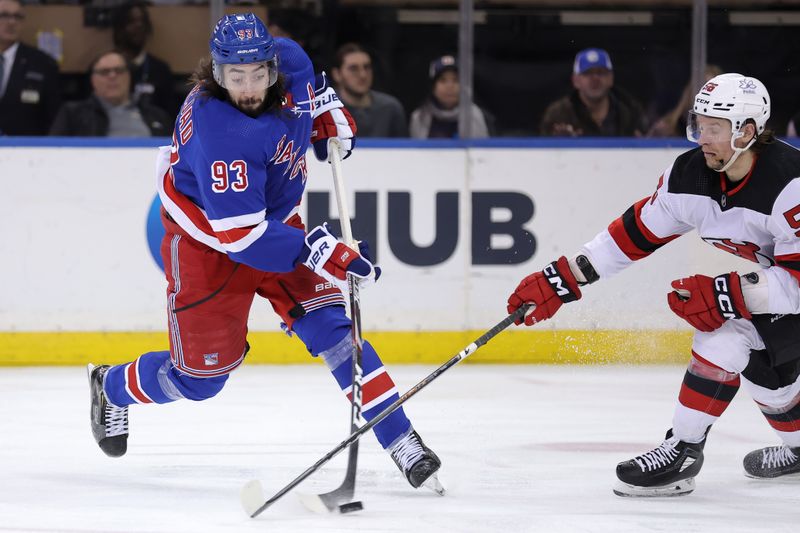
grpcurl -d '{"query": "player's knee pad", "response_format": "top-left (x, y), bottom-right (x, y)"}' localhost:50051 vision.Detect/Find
top-left (167, 368), bottom-right (229, 401)
top-left (688, 353), bottom-right (739, 382)
top-left (293, 305), bottom-right (351, 356)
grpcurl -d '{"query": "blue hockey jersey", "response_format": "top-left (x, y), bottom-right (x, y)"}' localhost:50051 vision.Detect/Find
top-left (157, 38), bottom-right (315, 273)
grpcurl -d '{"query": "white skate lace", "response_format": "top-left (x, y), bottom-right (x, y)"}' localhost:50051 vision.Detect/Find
top-left (390, 433), bottom-right (425, 472)
top-left (761, 446), bottom-right (798, 468)
top-left (104, 403), bottom-right (129, 438)
top-left (634, 436), bottom-right (680, 472)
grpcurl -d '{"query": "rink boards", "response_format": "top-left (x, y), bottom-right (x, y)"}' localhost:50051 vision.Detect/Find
top-left (0, 140), bottom-right (760, 365)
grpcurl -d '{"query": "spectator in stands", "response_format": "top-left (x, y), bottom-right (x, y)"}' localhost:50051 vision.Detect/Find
top-left (540, 48), bottom-right (647, 137)
top-left (410, 55), bottom-right (492, 139)
top-left (49, 50), bottom-right (171, 137)
top-left (787, 111), bottom-right (800, 137)
top-left (112, 1), bottom-right (177, 119)
top-left (648, 65), bottom-right (723, 137)
top-left (331, 43), bottom-right (407, 137)
top-left (0, 0), bottom-right (60, 136)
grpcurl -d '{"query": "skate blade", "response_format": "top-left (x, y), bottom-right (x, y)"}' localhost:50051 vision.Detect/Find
top-left (613, 477), bottom-right (695, 498)
top-left (744, 470), bottom-right (800, 480)
top-left (422, 473), bottom-right (446, 496)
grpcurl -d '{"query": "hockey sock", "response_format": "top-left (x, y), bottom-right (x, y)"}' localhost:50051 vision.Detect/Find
top-left (293, 306), bottom-right (412, 449)
top-left (104, 351), bottom-right (228, 406)
top-left (755, 392), bottom-right (800, 447)
top-left (321, 334), bottom-right (412, 449)
top-left (672, 352), bottom-right (740, 443)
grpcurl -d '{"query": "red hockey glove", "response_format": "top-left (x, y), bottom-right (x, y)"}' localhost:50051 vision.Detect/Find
top-left (506, 256), bottom-right (582, 326)
top-left (299, 223), bottom-right (380, 292)
top-left (311, 72), bottom-right (357, 162)
top-left (667, 273), bottom-right (751, 332)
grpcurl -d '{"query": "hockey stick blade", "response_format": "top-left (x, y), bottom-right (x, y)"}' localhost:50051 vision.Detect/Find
top-left (296, 439), bottom-right (358, 513)
top-left (241, 480), bottom-right (267, 517)
top-left (241, 304), bottom-right (530, 518)
top-left (294, 139), bottom-right (365, 514)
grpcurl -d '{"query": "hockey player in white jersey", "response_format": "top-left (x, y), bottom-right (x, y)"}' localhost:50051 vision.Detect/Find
top-left (507, 73), bottom-right (800, 496)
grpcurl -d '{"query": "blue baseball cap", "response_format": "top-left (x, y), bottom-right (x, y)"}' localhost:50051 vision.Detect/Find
top-left (429, 55), bottom-right (457, 80)
top-left (573, 48), bottom-right (613, 74)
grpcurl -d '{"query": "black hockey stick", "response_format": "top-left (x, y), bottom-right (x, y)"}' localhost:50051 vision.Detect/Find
top-left (295, 139), bottom-right (365, 514)
top-left (240, 304), bottom-right (530, 518)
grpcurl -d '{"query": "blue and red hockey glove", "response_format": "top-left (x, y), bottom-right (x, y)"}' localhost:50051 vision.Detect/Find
top-left (311, 72), bottom-right (357, 162)
top-left (299, 223), bottom-right (380, 292)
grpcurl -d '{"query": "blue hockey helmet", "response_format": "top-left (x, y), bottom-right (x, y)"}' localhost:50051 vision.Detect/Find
top-left (210, 13), bottom-right (278, 88)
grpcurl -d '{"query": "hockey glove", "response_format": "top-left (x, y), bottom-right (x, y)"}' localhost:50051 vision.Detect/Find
top-left (507, 256), bottom-right (582, 326)
top-left (667, 272), bottom-right (751, 332)
top-left (311, 72), bottom-right (357, 162)
top-left (299, 223), bottom-right (381, 292)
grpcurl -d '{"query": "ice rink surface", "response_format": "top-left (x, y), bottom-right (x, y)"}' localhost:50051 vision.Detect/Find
top-left (1, 364), bottom-right (797, 533)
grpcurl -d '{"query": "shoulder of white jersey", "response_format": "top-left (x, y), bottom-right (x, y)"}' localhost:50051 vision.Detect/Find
top-left (746, 141), bottom-right (800, 215)
top-left (772, 176), bottom-right (800, 228)
top-left (663, 146), bottom-right (706, 195)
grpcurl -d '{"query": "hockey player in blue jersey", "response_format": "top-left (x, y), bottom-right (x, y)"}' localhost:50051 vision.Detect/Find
top-left (87, 13), bottom-right (442, 492)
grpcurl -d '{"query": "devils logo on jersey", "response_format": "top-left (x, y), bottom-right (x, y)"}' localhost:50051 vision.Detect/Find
top-left (703, 238), bottom-right (774, 267)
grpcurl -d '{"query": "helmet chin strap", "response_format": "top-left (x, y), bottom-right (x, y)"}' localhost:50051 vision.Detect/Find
top-left (718, 131), bottom-right (756, 173)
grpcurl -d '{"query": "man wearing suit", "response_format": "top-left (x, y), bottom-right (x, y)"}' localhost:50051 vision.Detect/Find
top-left (0, 0), bottom-right (60, 136)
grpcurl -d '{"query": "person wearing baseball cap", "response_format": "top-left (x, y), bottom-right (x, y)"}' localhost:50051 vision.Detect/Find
top-left (540, 47), bottom-right (647, 137)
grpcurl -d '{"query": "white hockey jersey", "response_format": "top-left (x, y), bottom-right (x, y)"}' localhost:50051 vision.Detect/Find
top-left (581, 140), bottom-right (800, 315)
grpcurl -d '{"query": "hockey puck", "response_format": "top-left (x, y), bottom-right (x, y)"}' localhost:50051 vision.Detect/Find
top-left (338, 501), bottom-right (364, 514)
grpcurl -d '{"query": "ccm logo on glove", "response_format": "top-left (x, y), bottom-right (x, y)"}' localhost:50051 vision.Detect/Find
top-left (714, 275), bottom-right (743, 320)
top-left (507, 256), bottom-right (582, 327)
top-left (668, 272), bottom-right (751, 332)
top-left (544, 263), bottom-right (579, 301)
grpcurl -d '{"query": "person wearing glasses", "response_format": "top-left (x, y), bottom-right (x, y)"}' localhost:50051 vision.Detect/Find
top-left (49, 50), bottom-right (171, 137)
top-left (0, 0), bottom-right (61, 136)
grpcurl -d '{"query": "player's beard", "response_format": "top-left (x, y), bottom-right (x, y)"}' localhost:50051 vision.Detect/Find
top-left (232, 95), bottom-right (267, 118)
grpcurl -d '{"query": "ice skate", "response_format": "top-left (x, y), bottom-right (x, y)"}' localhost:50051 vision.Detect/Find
top-left (743, 445), bottom-right (800, 479)
top-left (614, 429), bottom-right (705, 497)
top-left (87, 364), bottom-right (129, 458)
top-left (389, 430), bottom-right (445, 495)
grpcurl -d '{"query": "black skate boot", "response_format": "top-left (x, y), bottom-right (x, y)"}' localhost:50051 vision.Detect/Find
top-left (743, 445), bottom-right (800, 479)
top-left (614, 429), bottom-right (705, 497)
top-left (87, 364), bottom-right (128, 458)
top-left (388, 430), bottom-right (445, 495)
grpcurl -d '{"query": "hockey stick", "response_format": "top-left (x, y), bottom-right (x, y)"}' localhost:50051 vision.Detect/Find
top-left (241, 304), bottom-right (530, 518)
top-left (295, 138), bottom-right (364, 514)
